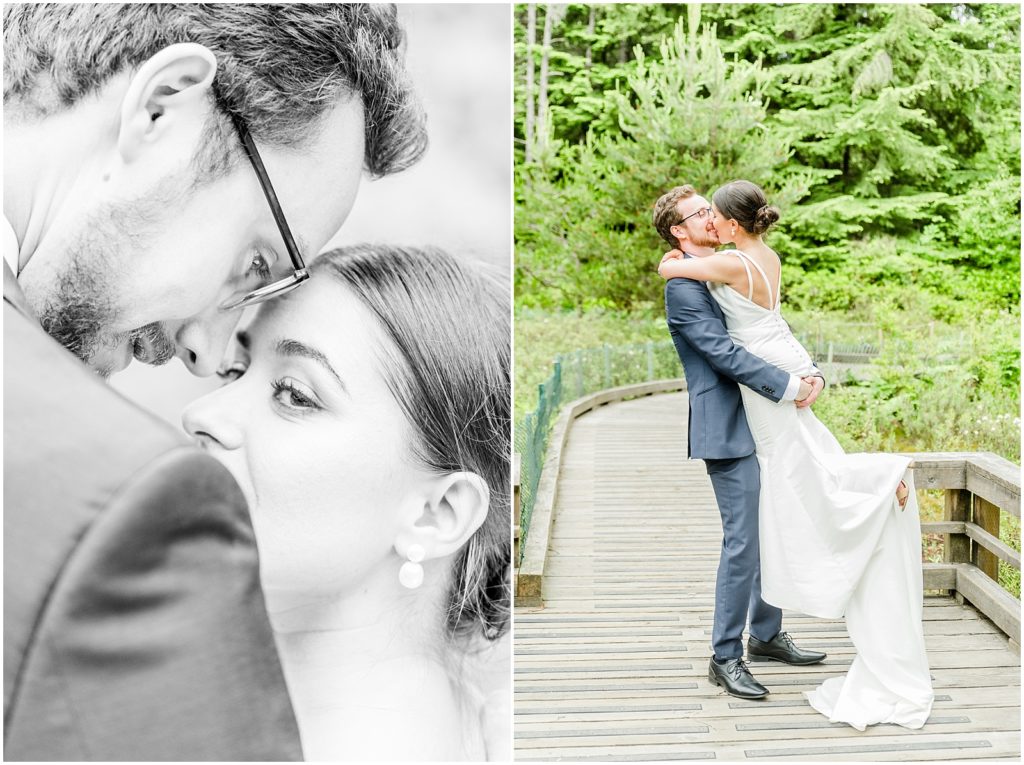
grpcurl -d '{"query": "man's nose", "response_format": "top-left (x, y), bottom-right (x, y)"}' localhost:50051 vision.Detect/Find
top-left (172, 309), bottom-right (243, 377)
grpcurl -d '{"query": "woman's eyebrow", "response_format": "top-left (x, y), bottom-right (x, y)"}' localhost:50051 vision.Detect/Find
top-left (274, 337), bottom-right (348, 393)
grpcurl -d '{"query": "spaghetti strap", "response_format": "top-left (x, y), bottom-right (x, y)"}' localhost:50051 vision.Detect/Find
top-left (733, 249), bottom-right (778, 310)
top-left (732, 251), bottom-right (755, 301)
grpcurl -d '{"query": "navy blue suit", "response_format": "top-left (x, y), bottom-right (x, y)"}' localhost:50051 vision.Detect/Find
top-left (665, 274), bottom-right (791, 660)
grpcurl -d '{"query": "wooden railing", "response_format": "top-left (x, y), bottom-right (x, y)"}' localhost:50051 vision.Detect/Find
top-left (913, 452), bottom-right (1021, 648)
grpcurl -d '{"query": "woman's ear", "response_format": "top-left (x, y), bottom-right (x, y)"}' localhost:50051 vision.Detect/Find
top-left (118, 43), bottom-right (218, 164)
top-left (395, 472), bottom-right (490, 562)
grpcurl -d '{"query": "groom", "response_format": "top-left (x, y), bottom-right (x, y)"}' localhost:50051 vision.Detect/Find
top-left (4, 5), bottom-right (425, 759)
top-left (652, 185), bottom-right (826, 699)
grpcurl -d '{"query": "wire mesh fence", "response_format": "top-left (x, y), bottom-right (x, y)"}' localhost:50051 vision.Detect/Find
top-left (514, 341), bottom-right (679, 565)
top-left (514, 361), bottom-right (560, 566)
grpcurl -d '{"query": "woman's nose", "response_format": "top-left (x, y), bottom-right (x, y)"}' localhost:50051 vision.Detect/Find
top-left (181, 386), bottom-right (245, 451)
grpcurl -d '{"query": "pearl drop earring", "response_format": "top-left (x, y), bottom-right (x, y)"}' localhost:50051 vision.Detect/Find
top-left (399, 544), bottom-right (425, 589)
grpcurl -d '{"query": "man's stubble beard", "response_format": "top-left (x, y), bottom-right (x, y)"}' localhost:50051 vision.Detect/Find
top-left (689, 228), bottom-right (720, 249)
top-left (27, 184), bottom-right (180, 378)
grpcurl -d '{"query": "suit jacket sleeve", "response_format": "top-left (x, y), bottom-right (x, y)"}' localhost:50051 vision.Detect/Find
top-left (4, 446), bottom-right (303, 761)
top-left (665, 277), bottom-right (793, 403)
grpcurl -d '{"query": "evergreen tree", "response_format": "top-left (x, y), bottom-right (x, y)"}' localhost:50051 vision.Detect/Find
top-left (515, 3), bottom-right (1020, 311)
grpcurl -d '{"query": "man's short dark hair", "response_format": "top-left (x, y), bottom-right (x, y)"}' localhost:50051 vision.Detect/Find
top-left (3, 3), bottom-right (427, 178)
top-left (652, 184), bottom-right (697, 247)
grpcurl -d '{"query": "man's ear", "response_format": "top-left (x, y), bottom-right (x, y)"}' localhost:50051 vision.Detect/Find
top-left (118, 43), bottom-right (217, 164)
top-left (670, 224), bottom-right (687, 246)
top-left (395, 472), bottom-right (490, 562)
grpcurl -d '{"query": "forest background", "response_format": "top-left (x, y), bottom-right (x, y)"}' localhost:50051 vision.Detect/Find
top-left (514, 3), bottom-right (1021, 592)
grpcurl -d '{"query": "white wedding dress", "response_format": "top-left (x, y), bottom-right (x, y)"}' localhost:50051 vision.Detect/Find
top-left (707, 249), bottom-right (934, 731)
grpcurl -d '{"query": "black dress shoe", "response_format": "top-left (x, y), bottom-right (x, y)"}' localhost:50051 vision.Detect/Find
top-left (748, 631), bottom-right (826, 665)
top-left (708, 657), bottom-right (769, 699)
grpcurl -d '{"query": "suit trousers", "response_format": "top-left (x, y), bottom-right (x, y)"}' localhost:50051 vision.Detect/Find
top-left (704, 454), bottom-right (782, 660)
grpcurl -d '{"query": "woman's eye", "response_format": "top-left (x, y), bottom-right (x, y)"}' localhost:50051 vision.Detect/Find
top-left (272, 377), bottom-right (321, 412)
top-left (216, 361), bottom-right (248, 382)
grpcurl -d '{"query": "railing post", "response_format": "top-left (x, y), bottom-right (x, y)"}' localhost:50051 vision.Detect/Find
top-left (973, 496), bottom-right (1002, 582)
top-left (944, 488), bottom-right (971, 599)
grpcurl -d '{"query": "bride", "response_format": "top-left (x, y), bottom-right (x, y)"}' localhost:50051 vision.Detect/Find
top-left (656, 180), bottom-right (934, 731)
top-left (182, 244), bottom-right (510, 760)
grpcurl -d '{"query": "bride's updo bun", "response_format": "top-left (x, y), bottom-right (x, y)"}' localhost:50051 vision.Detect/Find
top-left (712, 180), bottom-right (780, 236)
top-left (754, 204), bottom-right (780, 233)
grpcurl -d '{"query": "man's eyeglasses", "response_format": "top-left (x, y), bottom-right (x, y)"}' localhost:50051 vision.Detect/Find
top-left (677, 206), bottom-right (713, 226)
top-left (220, 113), bottom-right (309, 311)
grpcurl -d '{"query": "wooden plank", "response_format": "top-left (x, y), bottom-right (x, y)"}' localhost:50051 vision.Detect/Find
top-left (924, 563), bottom-right (957, 589)
top-left (966, 453), bottom-right (1021, 518)
top-left (922, 521), bottom-right (966, 535)
top-left (965, 520), bottom-right (1020, 570)
top-left (516, 705), bottom-right (1019, 738)
top-left (516, 687), bottom-right (1021, 720)
top-left (956, 565), bottom-right (1022, 644)
top-left (516, 731), bottom-right (1021, 762)
top-left (913, 463), bottom-right (968, 491)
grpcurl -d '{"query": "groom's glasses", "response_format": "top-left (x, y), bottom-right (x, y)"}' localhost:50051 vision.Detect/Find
top-left (678, 206), bottom-right (713, 225)
top-left (220, 112), bottom-right (310, 312)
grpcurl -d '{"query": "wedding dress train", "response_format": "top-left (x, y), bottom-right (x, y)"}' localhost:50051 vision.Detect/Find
top-left (707, 250), bottom-right (934, 730)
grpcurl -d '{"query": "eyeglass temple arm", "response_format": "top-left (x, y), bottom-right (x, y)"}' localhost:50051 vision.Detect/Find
top-left (229, 112), bottom-right (306, 272)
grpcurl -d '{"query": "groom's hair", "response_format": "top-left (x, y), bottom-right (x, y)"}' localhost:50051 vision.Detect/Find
top-left (653, 184), bottom-right (697, 247)
top-left (3, 3), bottom-right (426, 179)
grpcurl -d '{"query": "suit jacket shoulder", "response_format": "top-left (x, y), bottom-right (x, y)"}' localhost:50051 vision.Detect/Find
top-left (3, 300), bottom-right (302, 760)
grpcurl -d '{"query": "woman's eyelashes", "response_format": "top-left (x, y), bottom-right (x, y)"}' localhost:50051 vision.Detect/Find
top-left (271, 376), bottom-right (323, 412)
top-left (216, 348), bottom-right (325, 413)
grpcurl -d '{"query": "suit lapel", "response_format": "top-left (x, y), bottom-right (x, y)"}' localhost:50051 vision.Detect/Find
top-left (4, 260), bottom-right (36, 320)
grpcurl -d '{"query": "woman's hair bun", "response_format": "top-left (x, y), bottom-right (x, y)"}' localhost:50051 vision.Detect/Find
top-left (753, 204), bottom-right (780, 234)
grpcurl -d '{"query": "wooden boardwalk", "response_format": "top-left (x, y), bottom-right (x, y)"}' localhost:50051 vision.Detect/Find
top-left (514, 392), bottom-right (1021, 761)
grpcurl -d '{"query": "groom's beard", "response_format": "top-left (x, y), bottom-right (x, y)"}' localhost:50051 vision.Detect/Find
top-left (689, 228), bottom-right (720, 248)
top-left (27, 192), bottom-right (177, 377)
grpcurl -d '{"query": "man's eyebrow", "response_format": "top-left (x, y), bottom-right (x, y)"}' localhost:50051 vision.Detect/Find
top-left (275, 235), bottom-right (309, 261)
top-left (274, 337), bottom-right (347, 393)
